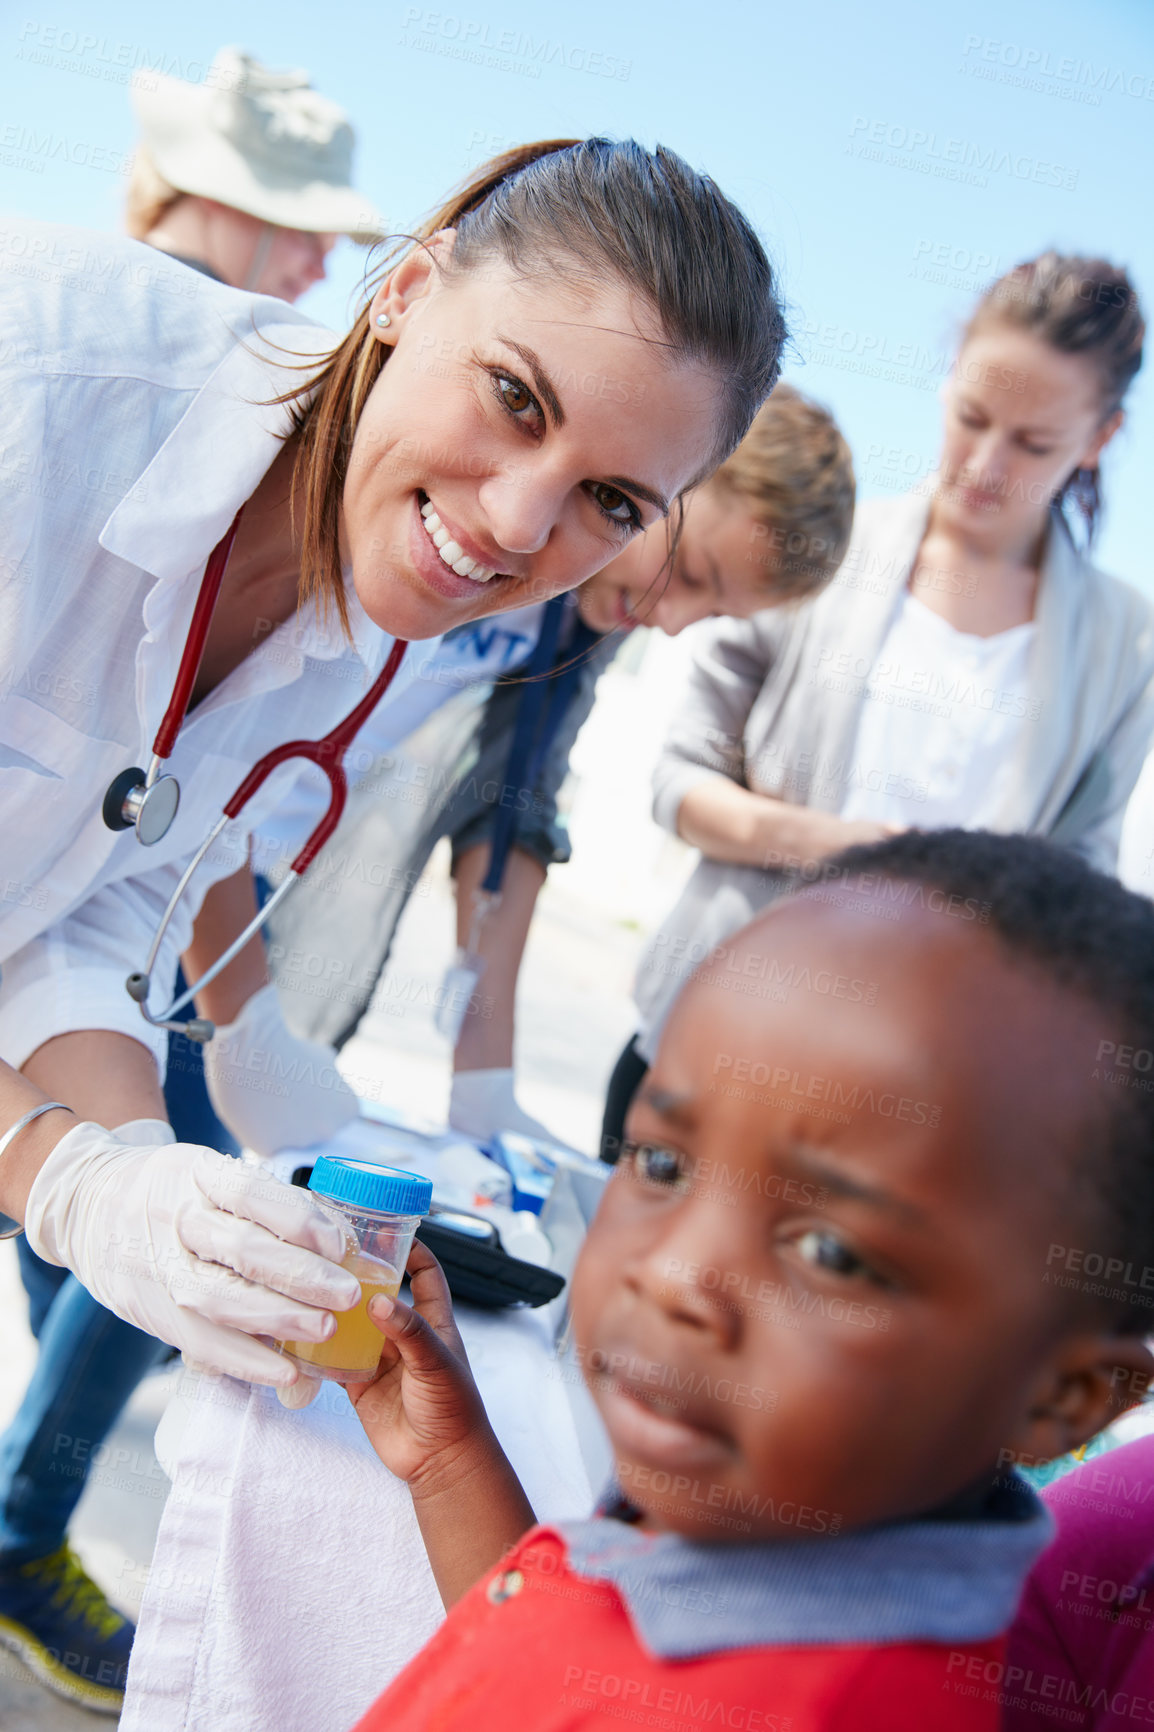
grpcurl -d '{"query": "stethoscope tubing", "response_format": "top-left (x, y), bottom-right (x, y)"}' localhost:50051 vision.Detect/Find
top-left (126, 636), bottom-right (410, 1039)
top-left (127, 861), bottom-right (296, 1038)
top-left (117, 514), bottom-right (411, 1040)
top-left (154, 511), bottom-right (243, 765)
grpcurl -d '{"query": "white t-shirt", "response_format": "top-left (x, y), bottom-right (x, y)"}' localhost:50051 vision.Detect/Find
top-left (840, 591), bottom-right (1036, 830)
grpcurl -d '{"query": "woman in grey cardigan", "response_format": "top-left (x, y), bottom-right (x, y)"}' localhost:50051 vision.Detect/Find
top-left (603, 253), bottom-right (1154, 1150)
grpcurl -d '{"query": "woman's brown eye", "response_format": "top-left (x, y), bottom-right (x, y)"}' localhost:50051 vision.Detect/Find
top-left (499, 376), bottom-right (533, 414)
top-left (591, 483), bottom-right (640, 528)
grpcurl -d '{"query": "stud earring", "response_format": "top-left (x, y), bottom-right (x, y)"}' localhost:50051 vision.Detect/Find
top-left (376, 313), bottom-right (391, 328)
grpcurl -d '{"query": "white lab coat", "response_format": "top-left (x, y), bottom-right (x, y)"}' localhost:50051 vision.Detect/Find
top-left (0, 219), bottom-right (542, 1073)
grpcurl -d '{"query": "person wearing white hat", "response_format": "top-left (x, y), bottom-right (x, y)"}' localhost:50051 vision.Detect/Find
top-left (126, 46), bottom-right (385, 303)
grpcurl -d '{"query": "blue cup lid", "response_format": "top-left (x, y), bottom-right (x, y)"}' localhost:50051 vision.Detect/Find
top-left (307, 1156), bottom-right (432, 1217)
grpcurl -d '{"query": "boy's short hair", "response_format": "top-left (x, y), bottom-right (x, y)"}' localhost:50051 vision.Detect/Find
top-left (708, 382), bottom-right (855, 603)
top-left (818, 829), bottom-right (1154, 1334)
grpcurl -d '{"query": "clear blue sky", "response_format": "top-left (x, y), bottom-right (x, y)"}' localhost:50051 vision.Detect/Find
top-left (2, 0), bottom-right (1151, 591)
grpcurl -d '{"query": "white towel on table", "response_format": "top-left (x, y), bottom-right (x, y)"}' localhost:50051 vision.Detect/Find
top-left (121, 1303), bottom-right (595, 1732)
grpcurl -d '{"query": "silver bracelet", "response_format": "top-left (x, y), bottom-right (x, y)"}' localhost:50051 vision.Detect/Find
top-left (0, 1101), bottom-right (69, 1241)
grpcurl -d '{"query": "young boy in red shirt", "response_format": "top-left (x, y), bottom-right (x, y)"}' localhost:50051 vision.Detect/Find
top-left (342, 829), bottom-right (1154, 1731)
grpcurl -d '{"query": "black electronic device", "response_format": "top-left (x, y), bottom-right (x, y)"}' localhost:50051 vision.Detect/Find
top-left (416, 1216), bottom-right (565, 1309)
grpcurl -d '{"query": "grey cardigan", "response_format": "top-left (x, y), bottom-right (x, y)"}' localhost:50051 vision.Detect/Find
top-left (635, 490), bottom-right (1154, 1056)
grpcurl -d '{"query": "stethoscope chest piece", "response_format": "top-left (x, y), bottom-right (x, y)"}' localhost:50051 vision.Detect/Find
top-left (103, 767), bottom-right (181, 847)
top-left (111, 497), bottom-right (412, 1042)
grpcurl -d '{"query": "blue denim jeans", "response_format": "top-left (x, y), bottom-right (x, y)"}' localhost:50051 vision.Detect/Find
top-left (0, 1240), bottom-right (169, 1563)
top-left (0, 982), bottom-right (238, 1565)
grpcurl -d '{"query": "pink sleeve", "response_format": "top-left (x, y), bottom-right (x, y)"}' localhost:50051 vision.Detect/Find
top-left (1004, 1435), bottom-right (1154, 1731)
top-left (1003, 1562), bottom-right (1090, 1730)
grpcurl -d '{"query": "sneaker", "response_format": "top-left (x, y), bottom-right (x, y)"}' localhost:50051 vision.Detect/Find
top-left (0, 1543), bottom-right (133, 1714)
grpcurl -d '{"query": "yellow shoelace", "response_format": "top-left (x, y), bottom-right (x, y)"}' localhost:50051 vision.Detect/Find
top-left (21, 1546), bottom-right (126, 1642)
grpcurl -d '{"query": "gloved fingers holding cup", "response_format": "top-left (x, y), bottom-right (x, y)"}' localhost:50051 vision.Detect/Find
top-left (23, 1118), bottom-right (362, 1390)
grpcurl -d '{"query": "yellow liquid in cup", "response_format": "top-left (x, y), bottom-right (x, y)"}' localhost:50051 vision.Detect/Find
top-left (281, 1250), bottom-right (401, 1380)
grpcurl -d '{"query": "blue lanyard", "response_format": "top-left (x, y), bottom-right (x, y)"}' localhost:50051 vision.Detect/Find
top-left (481, 598), bottom-right (601, 895)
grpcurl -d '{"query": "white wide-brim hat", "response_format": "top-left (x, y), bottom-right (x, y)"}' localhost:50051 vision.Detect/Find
top-left (132, 46), bottom-right (386, 243)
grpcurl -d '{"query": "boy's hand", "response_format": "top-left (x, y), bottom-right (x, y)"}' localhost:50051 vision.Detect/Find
top-left (345, 1239), bottom-right (537, 1608)
top-left (345, 1239), bottom-right (494, 1492)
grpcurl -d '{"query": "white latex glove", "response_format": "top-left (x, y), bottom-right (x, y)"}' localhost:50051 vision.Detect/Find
top-left (24, 1117), bottom-right (361, 1389)
top-left (203, 983), bottom-right (359, 1159)
top-left (234, 1146), bottom-right (327, 1412)
top-left (449, 1067), bottom-right (575, 1150)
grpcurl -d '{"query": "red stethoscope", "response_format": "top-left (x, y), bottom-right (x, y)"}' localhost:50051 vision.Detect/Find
top-left (102, 510), bottom-right (408, 1043)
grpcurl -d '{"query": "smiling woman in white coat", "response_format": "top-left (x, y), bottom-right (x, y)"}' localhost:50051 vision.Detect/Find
top-left (0, 139), bottom-right (786, 1708)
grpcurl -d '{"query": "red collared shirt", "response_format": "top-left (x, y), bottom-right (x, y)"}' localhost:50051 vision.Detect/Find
top-left (352, 1525), bottom-right (1011, 1732)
